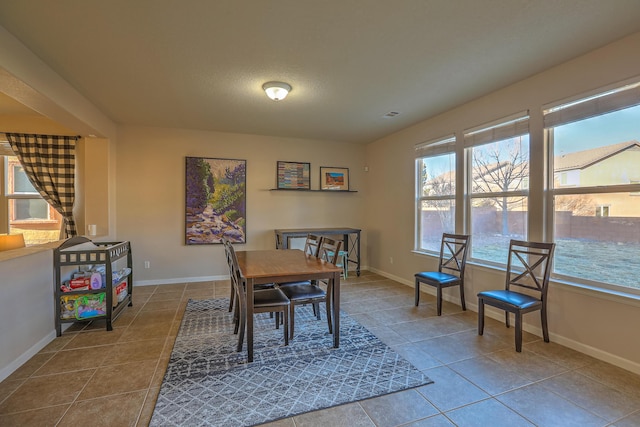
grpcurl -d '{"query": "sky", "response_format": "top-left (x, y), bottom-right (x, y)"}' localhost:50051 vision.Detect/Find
top-left (555, 104), bottom-right (640, 154)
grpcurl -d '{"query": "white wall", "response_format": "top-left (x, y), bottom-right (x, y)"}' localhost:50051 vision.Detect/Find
top-left (0, 249), bottom-right (57, 381)
top-left (364, 32), bottom-right (640, 373)
top-left (115, 125), bottom-right (367, 284)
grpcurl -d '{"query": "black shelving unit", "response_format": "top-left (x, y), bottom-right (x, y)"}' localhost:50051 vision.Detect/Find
top-left (53, 236), bottom-right (133, 336)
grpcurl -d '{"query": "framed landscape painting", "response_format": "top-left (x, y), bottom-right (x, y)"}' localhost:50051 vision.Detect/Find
top-left (320, 166), bottom-right (349, 191)
top-left (185, 156), bottom-right (246, 244)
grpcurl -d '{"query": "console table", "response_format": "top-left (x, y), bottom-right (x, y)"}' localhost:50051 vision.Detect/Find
top-left (274, 227), bottom-right (361, 276)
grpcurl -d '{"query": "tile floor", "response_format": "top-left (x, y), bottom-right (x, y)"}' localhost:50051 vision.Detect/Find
top-left (1, 271), bottom-right (640, 426)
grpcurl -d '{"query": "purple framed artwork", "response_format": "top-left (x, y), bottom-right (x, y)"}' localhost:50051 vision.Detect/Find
top-left (185, 156), bottom-right (246, 244)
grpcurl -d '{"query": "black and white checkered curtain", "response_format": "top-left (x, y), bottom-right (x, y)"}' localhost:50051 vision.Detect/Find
top-left (6, 133), bottom-right (78, 237)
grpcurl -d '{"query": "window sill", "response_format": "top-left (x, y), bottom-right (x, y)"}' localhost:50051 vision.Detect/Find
top-left (0, 240), bottom-right (63, 262)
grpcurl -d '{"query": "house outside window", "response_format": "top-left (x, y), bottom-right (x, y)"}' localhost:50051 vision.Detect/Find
top-left (464, 114), bottom-right (530, 264)
top-left (544, 81), bottom-right (640, 291)
top-left (2, 154), bottom-right (62, 245)
top-left (415, 136), bottom-right (456, 252)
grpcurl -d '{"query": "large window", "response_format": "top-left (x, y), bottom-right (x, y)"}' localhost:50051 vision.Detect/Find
top-left (465, 114), bottom-right (530, 264)
top-left (2, 153), bottom-right (62, 245)
top-left (545, 82), bottom-right (640, 291)
top-left (415, 136), bottom-right (456, 252)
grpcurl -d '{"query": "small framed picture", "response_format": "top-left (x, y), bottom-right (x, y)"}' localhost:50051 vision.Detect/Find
top-left (320, 167), bottom-right (349, 191)
top-left (277, 161), bottom-right (311, 190)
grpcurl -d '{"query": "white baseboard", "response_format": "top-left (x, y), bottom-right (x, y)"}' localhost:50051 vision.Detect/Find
top-left (134, 275), bottom-right (228, 286)
top-left (368, 267), bottom-right (640, 375)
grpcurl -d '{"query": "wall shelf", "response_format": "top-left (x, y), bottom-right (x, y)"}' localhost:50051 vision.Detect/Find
top-left (269, 188), bottom-right (358, 193)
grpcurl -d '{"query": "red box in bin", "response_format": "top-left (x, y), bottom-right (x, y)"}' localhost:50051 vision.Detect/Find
top-left (112, 280), bottom-right (128, 306)
top-left (69, 277), bottom-right (91, 289)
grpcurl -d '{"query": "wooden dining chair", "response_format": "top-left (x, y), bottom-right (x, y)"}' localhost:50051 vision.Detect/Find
top-left (278, 237), bottom-right (342, 340)
top-left (477, 239), bottom-right (556, 352)
top-left (414, 233), bottom-right (470, 315)
top-left (223, 239), bottom-right (290, 351)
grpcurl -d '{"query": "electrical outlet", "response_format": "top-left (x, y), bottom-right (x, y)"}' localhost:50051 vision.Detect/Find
top-left (389, 257), bottom-right (394, 264)
top-left (144, 261), bottom-right (150, 269)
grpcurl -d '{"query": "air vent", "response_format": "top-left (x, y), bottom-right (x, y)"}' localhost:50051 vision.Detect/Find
top-left (383, 111), bottom-right (400, 118)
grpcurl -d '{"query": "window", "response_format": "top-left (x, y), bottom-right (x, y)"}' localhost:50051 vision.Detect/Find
top-left (2, 153), bottom-right (62, 245)
top-left (464, 114), bottom-right (530, 264)
top-left (415, 136), bottom-right (456, 252)
top-left (545, 81), bottom-right (640, 291)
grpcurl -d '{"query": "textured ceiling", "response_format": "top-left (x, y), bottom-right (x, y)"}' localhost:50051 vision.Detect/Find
top-left (1, 1), bottom-right (640, 143)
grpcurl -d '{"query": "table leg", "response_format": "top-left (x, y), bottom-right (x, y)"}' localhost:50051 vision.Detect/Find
top-left (332, 271), bottom-right (340, 348)
top-left (247, 277), bottom-right (254, 362)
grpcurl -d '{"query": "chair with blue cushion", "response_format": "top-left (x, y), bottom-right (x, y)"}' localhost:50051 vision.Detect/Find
top-left (477, 239), bottom-right (555, 352)
top-left (279, 237), bottom-right (342, 340)
top-left (415, 233), bottom-right (470, 316)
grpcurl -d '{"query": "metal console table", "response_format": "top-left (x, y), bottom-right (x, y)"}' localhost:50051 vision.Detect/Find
top-left (274, 227), bottom-right (361, 276)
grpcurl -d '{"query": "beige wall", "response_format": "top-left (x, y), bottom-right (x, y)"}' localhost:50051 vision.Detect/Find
top-left (115, 125), bottom-right (367, 284)
top-left (364, 32), bottom-right (640, 372)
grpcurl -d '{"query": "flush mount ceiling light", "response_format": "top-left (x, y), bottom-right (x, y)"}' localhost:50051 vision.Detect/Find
top-left (262, 81), bottom-right (291, 101)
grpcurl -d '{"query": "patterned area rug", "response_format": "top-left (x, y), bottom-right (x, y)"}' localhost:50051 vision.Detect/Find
top-left (150, 298), bottom-right (432, 426)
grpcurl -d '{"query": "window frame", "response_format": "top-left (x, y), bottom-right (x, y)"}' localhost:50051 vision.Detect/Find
top-left (415, 135), bottom-right (457, 254)
top-left (544, 80), bottom-right (640, 294)
top-left (463, 113), bottom-right (531, 266)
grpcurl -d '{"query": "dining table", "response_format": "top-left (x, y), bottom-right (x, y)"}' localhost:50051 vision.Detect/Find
top-left (235, 249), bottom-right (343, 362)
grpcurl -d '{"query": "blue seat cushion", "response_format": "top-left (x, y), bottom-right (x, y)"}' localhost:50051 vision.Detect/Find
top-left (478, 290), bottom-right (541, 309)
top-left (415, 271), bottom-right (460, 286)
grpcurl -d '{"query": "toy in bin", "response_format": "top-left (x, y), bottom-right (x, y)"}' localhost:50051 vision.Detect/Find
top-left (75, 293), bottom-right (107, 319)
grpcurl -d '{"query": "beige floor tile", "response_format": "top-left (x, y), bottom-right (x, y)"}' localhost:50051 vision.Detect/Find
top-left (58, 390), bottom-right (147, 427)
top-left (186, 281), bottom-right (215, 290)
top-left (147, 291), bottom-right (184, 303)
top-left (292, 402), bottom-right (375, 427)
top-left (418, 366), bottom-right (490, 412)
top-left (0, 370), bottom-right (94, 413)
top-left (137, 387), bottom-right (160, 427)
top-left (64, 328), bottom-right (125, 350)
top-left (78, 360), bottom-right (157, 399)
top-left (3, 353), bottom-right (54, 381)
top-left (576, 360), bottom-right (640, 400)
top-left (118, 322), bottom-right (173, 342)
top-left (155, 283), bottom-right (187, 293)
top-left (0, 404), bottom-right (69, 427)
top-left (0, 378), bottom-right (24, 405)
top-left (496, 382), bottom-right (608, 426)
top-left (402, 414), bottom-right (457, 426)
top-left (448, 356), bottom-right (533, 395)
top-left (38, 335), bottom-right (75, 353)
top-left (141, 299), bottom-right (182, 312)
top-left (392, 341), bottom-right (444, 371)
top-left (34, 346), bottom-right (112, 376)
top-left (360, 389), bottom-right (439, 426)
top-left (445, 398), bottom-right (534, 426)
top-left (526, 340), bottom-right (597, 370)
top-left (484, 346), bottom-right (568, 381)
top-left (102, 337), bottom-right (167, 365)
top-left (539, 371), bottom-right (640, 422)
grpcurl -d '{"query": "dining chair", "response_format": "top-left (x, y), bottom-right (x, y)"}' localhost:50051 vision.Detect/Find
top-left (414, 233), bottom-right (470, 316)
top-left (224, 239), bottom-right (290, 351)
top-left (278, 237), bottom-right (342, 340)
top-left (477, 239), bottom-right (556, 352)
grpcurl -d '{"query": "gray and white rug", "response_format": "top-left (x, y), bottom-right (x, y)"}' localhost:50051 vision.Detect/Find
top-left (151, 298), bottom-right (432, 426)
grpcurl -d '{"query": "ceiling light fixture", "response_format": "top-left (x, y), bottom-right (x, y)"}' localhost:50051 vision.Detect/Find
top-left (263, 81), bottom-right (291, 101)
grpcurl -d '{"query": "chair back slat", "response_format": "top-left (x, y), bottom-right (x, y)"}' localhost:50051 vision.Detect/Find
top-left (505, 240), bottom-right (555, 296)
top-left (318, 237), bottom-right (343, 265)
top-left (439, 233), bottom-right (470, 277)
top-left (303, 234), bottom-right (322, 257)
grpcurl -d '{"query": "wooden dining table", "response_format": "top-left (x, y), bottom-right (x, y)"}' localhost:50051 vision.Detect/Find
top-left (235, 249), bottom-right (343, 362)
